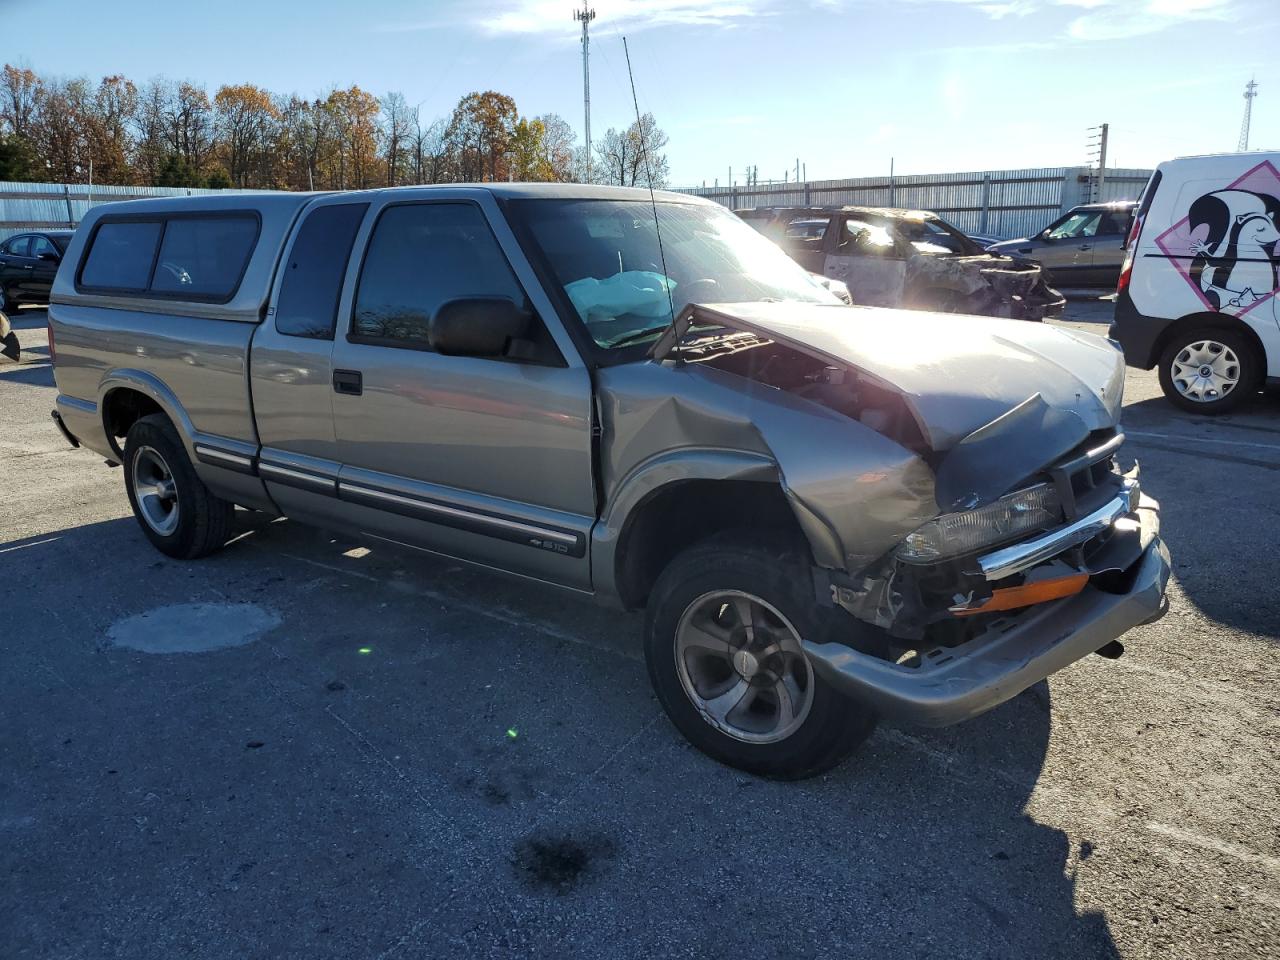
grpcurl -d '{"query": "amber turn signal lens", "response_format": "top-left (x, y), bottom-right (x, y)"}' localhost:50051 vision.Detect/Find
top-left (952, 573), bottom-right (1089, 617)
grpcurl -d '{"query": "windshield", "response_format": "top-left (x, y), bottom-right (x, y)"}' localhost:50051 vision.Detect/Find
top-left (897, 217), bottom-right (981, 256)
top-left (512, 199), bottom-right (840, 350)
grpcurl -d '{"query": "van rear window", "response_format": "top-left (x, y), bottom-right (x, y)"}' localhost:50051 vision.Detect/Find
top-left (78, 213), bottom-right (260, 301)
top-left (150, 216), bottom-right (259, 299)
top-left (79, 221), bottom-right (162, 291)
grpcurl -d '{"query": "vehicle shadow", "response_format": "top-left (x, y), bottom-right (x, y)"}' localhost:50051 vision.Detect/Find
top-left (224, 517), bottom-right (1120, 958)
top-left (6, 512), bottom-right (1118, 959)
top-left (1118, 395), bottom-right (1280, 640)
top-left (0, 360), bottom-right (53, 386)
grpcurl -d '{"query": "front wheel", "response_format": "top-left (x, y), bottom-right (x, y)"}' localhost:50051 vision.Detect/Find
top-left (123, 413), bottom-right (234, 559)
top-left (1157, 327), bottom-right (1260, 414)
top-left (644, 539), bottom-right (876, 779)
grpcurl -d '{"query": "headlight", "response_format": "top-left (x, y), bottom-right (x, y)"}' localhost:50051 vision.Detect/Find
top-left (896, 483), bottom-right (1061, 564)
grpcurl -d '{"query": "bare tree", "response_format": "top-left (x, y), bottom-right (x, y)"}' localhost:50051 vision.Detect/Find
top-left (382, 91), bottom-right (413, 187)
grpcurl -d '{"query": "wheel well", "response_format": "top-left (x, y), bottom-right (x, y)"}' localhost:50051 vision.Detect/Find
top-left (614, 479), bottom-right (808, 610)
top-left (1153, 313), bottom-right (1268, 374)
top-left (102, 388), bottom-right (164, 455)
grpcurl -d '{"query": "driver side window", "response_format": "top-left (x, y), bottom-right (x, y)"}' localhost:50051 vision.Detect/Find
top-left (838, 219), bottom-right (896, 257)
top-left (1047, 212), bottom-right (1101, 240)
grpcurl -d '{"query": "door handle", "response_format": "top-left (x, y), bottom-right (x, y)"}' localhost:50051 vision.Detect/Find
top-left (1078, 244), bottom-right (1092, 251)
top-left (332, 369), bottom-right (363, 396)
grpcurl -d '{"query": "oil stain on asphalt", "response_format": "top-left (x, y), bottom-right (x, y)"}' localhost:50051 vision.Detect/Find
top-left (511, 830), bottom-right (619, 895)
top-left (106, 602), bottom-right (281, 654)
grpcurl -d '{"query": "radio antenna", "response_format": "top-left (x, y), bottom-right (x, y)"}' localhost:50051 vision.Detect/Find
top-left (622, 36), bottom-right (679, 359)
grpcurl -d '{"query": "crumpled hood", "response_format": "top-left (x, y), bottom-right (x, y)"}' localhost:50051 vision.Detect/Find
top-left (687, 301), bottom-right (1125, 450)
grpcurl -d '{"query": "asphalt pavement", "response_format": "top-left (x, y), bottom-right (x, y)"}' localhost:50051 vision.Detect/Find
top-left (2, 303), bottom-right (1278, 960)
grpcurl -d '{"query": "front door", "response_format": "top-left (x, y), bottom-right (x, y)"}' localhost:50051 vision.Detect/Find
top-left (27, 235), bottom-right (62, 301)
top-left (823, 215), bottom-right (906, 306)
top-left (327, 196), bottom-right (596, 590)
top-left (1036, 209), bottom-right (1104, 284)
top-left (0, 235), bottom-right (33, 304)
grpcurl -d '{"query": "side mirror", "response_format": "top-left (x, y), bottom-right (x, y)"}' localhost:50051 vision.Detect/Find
top-left (38, 251), bottom-right (60, 263)
top-left (429, 297), bottom-right (532, 358)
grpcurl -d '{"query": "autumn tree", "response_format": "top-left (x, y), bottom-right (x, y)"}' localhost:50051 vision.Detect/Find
top-left (443, 91), bottom-right (517, 182)
top-left (321, 86), bottom-right (381, 189)
top-left (214, 83), bottom-right (279, 187)
top-left (1, 65), bottom-right (41, 141)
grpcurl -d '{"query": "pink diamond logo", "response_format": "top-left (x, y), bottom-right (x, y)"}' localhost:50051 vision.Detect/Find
top-left (1153, 159), bottom-right (1280, 318)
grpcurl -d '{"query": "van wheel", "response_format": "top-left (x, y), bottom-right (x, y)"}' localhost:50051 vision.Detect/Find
top-left (644, 539), bottom-right (876, 780)
top-left (123, 413), bottom-right (234, 559)
top-left (1158, 327), bottom-right (1259, 414)
top-left (2, 289), bottom-right (18, 313)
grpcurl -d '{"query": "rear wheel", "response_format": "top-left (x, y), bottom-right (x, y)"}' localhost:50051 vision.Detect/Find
top-left (1157, 327), bottom-right (1260, 414)
top-left (2, 288), bottom-right (19, 313)
top-left (123, 413), bottom-right (234, 559)
top-left (644, 539), bottom-right (876, 779)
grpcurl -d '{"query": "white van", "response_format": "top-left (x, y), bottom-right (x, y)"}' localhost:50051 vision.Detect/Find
top-left (1111, 151), bottom-right (1280, 413)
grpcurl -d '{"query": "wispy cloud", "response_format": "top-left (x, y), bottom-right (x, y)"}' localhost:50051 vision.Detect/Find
top-left (1065, 0), bottom-right (1238, 40)
top-left (466, 0), bottom-right (774, 36)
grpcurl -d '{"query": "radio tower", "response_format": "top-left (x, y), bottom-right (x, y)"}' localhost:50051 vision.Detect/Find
top-left (1239, 78), bottom-right (1258, 152)
top-left (574, 2), bottom-right (597, 181)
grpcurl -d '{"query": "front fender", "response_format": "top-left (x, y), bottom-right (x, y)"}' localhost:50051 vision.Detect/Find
top-left (590, 448), bottom-right (781, 604)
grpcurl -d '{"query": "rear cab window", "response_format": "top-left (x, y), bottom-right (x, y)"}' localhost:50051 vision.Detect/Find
top-left (275, 203), bottom-right (369, 339)
top-left (77, 213), bottom-right (259, 301)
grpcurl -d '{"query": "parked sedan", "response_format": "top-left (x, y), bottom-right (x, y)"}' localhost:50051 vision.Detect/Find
top-left (0, 230), bottom-right (74, 311)
top-left (987, 202), bottom-right (1135, 289)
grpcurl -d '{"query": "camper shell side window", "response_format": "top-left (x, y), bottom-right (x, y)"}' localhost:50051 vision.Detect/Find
top-left (75, 211), bottom-right (262, 304)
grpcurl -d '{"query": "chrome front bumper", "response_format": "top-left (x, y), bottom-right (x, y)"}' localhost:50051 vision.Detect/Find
top-left (803, 487), bottom-right (1170, 727)
top-left (976, 477), bottom-right (1140, 581)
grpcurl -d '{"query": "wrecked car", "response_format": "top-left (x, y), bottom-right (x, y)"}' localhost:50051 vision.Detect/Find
top-left (49, 185), bottom-right (1168, 779)
top-left (738, 205), bottom-right (1066, 320)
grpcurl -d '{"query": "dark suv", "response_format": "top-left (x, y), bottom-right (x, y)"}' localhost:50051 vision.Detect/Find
top-left (0, 230), bottom-right (73, 311)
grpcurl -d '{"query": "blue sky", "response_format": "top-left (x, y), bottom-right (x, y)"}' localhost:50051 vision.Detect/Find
top-left (3, 0), bottom-right (1277, 185)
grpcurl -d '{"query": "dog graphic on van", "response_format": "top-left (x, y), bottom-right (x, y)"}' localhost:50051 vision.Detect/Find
top-left (1187, 188), bottom-right (1280, 311)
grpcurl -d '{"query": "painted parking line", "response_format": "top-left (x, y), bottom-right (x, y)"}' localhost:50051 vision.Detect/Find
top-left (1127, 429), bottom-right (1280, 452)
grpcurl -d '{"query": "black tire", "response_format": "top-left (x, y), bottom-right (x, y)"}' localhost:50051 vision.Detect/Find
top-left (644, 538), bottom-right (877, 779)
top-left (1157, 326), bottom-right (1260, 415)
top-left (2, 289), bottom-right (19, 313)
top-left (122, 413), bottom-right (234, 559)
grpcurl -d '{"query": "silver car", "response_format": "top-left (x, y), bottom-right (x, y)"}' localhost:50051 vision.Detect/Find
top-left (48, 185), bottom-right (1169, 779)
top-left (988, 202), bottom-right (1136, 288)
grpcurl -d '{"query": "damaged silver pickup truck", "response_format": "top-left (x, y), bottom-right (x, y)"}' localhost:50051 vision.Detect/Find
top-left (740, 205), bottom-right (1066, 320)
top-left (49, 185), bottom-right (1169, 779)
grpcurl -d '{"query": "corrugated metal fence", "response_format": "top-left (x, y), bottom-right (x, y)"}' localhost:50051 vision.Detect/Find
top-left (681, 166), bottom-right (1153, 240)
top-left (0, 181), bottom-right (261, 242)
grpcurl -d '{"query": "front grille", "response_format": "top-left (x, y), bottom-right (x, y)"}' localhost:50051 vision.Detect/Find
top-left (1049, 430), bottom-right (1124, 521)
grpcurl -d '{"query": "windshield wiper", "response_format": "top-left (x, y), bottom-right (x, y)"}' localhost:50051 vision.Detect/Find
top-left (601, 325), bottom-right (670, 350)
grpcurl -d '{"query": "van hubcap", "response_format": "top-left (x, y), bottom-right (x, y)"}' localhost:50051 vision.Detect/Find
top-left (674, 591), bottom-right (814, 744)
top-left (1171, 340), bottom-right (1240, 403)
top-left (132, 446), bottom-right (180, 536)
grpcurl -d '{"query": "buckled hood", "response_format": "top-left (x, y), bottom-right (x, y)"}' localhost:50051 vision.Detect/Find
top-left (678, 302), bottom-right (1125, 450)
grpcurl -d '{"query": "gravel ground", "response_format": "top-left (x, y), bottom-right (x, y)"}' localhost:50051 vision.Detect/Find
top-left (2, 302), bottom-right (1278, 960)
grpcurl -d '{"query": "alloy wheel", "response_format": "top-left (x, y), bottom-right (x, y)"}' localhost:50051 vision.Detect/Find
top-left (674, 590), bottom-right (814, 744)
top-left (132, 445), bottom-right (180, 536)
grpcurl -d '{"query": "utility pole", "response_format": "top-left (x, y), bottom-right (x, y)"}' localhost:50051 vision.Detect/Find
top-left (1239, 78), bottom-right (1258, 151)
top-left (574, 2), bottom-right (596, 181)
top-left (1086, 124), bottom-right (1108, 201)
